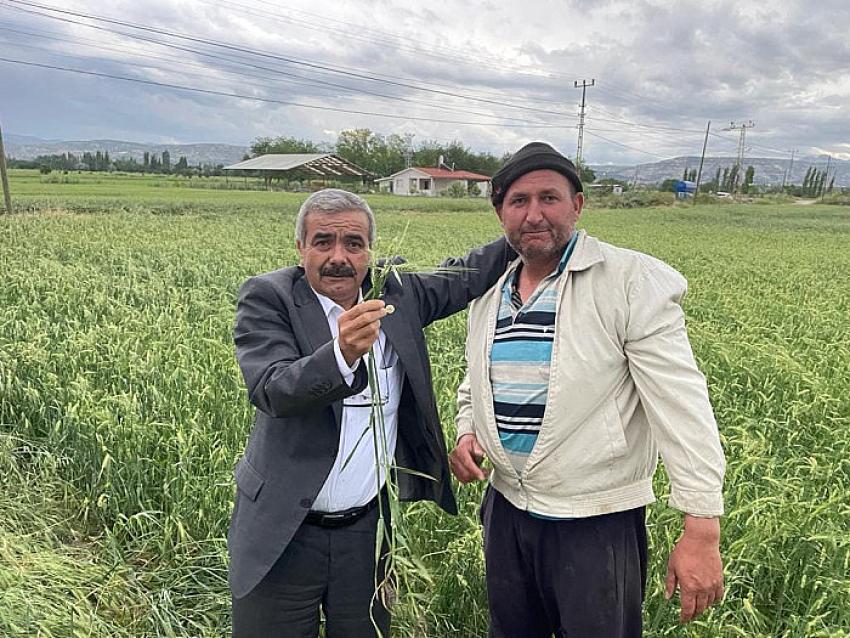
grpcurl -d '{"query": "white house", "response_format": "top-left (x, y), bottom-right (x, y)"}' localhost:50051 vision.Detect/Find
top-left (375, 167), bottom-right (491, 197)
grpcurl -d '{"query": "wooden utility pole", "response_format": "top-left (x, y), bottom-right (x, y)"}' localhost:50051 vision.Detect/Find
top-left (0, 120), bottom-right (12, 214)
top-left (693, 121), bottom-right (711, 206)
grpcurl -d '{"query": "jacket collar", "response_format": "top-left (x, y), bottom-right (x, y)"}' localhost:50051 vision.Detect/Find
top-left (566, 230), bottom-right (605, 272)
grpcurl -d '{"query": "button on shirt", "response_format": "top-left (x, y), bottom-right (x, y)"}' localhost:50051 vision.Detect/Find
top-left (311, 290), bottom-right (403, 512)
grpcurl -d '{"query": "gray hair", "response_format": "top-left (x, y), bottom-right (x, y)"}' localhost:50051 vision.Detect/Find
top-left (295, 188), bottom-right (376, 246)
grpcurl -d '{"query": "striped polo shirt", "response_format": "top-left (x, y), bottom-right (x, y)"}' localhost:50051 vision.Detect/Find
top-left (491, 232), bottom-right (578, 476)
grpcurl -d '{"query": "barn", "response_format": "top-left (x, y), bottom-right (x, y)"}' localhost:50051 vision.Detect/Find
top-left (224, 154), bottom-right (374, 188)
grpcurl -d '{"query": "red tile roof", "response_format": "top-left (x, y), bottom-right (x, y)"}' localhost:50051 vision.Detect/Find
top-left (415, 167), bottom-right (490, 180)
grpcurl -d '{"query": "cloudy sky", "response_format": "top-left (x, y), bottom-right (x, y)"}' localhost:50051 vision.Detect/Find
top-left (1, 0), bottom-right (848, 164)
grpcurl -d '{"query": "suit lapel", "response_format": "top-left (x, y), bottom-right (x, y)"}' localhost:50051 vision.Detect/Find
top-left (292, 274), bottom-right (342, 426)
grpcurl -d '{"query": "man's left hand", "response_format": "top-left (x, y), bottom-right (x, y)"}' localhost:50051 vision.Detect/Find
top-left (665, 515), bottom-right (724, 623)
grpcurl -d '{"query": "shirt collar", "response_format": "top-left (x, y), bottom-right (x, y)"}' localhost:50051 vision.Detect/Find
top-left (311, 287), bottom-right (363, 318)
top-left (506, 230), bottom-right (579, 289)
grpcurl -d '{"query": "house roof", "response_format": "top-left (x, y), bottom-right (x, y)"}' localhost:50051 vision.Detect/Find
top-left (416, 167), bottom-right (491, 180)
top-left (224, 153), bottom-right (373, 177)
top-left (375, 166), bottom-right (491, 182)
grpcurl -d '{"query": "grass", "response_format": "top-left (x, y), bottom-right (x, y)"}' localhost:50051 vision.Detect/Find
top-left (1, 170), bottom-right (849, 636)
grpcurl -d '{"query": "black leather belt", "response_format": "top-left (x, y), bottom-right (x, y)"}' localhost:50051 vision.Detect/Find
top-left (305, 496), bottom-right (379, 528)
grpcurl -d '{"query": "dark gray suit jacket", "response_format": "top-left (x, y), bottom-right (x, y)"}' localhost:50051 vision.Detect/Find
top-left (228, 238), bottom-right (513, 598)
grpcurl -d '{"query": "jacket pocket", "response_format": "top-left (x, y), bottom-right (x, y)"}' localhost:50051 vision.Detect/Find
top-left (603, 400), bottom-right (629, 460)
top-left (235, 457), bottom-right (265, 501)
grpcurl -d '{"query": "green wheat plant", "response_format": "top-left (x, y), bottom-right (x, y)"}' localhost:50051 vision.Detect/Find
top-left (2, 169), bottom-right (849, 636)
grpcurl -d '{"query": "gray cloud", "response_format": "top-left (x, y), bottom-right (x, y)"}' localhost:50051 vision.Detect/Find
top-left (0, 0), bottom-right (847, 163)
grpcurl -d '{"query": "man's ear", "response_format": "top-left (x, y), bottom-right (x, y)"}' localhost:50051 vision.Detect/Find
top-left (296, 240), bottom-right (304, 265)
top-left (574, 193), bottom-right (585, 218)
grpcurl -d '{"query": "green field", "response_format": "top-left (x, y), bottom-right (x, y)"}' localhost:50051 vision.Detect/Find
top-left (1, 170), bottom-right (849, 637)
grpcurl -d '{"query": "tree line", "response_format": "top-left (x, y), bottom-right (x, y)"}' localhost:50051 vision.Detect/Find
top-left (248, 128), bottom-right (597, 182)
top-left (8, 150), bottom-right (224, 177)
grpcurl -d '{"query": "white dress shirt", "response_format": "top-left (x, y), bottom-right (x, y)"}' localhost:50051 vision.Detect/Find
top-left (310, 290), bottom-right (403, 512)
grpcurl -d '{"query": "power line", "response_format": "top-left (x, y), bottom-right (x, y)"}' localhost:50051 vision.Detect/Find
top-left (0, 56), bottom-right (571, 127)
top-left (1, 0), bottom-right (581, 121)
top-left (0, 25), bottom-right (553, 125)
top-left (582, 130), bottom-right (668, 159)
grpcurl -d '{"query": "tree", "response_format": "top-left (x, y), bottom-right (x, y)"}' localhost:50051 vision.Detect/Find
top-left (727, 165), bottom-right (740, 192)
top-left (802, 166), bottom-right (813, 194)
top-left (161, 150), bottom-right (171, 173)
top-left (441, 181), bottom-right (468, 198)
top-left (742, 165), bottom-right (755, 194)
top-left (413, 139), bottom-right (500, 176)
top-left (713, 167), bottom-right (722, 191)
top-left (660, 178), bottom-right (679, 192)
top-left (174, 156), bottom-right (190, 175)
top-left (250, 136), bottom-right (322, 156)
top-left (814, 170), bottom-right (826, 197)
top-left (575, 159), bottom-right (596, 184)
top-left (336, 129), bottom-right (408, 176)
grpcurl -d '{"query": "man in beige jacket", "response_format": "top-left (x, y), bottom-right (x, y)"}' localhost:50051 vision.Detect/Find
top-left (450, 142), bottom-right (725, 637)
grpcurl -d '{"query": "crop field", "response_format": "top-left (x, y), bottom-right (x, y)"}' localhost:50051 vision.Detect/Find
top-left (1, 170), bottom-right (849, 637)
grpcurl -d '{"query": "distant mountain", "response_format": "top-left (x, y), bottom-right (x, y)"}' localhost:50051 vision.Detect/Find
top-left (4, 133), bottom-right (57, 145)
top-left (590, 155), bottom-right (850, 188)
top-left (5, 137), bottom-right (249, 167)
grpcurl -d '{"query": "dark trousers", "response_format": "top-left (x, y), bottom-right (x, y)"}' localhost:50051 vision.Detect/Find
top-left (232, 501), bottom-right (390, 638)
top-left (482, 487), bottom-right (648, 638)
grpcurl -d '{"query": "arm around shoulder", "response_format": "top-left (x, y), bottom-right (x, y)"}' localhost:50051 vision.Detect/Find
top-left (410, 236), bottom-right (514, 326)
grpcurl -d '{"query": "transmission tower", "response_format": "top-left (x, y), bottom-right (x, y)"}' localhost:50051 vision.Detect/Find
top-left (725, 120), bottom-right (755, 195)
top-left (574, 79), bottom-right (595, 164)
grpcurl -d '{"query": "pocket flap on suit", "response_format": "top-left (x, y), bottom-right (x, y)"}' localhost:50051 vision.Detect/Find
top-left (235, 457), bottom-right (265, 501)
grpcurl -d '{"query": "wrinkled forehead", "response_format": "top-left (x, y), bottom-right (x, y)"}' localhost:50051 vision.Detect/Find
top-left (303, 209), bottom-right (371, 239)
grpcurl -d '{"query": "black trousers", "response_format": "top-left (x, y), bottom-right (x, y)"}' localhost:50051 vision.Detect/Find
top-left (232, 500), bottom-right (390, 638)
top-left (482, 487), bottom-right (648, 638)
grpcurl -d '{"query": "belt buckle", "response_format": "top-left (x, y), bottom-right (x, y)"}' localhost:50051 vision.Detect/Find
top-left (324, 511), bottom-right (350, 524)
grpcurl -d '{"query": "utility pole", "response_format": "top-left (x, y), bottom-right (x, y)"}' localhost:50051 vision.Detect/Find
top-left (781, 148), bottom-right (796, 191)
top-left (725, 120), bottom-right (755, 197)
top-left (0, 120), bottom-right (11, 214)
top-left (821, 155), bottom-right (832, 201)
top-left (693, 121), bottom-right (711, 206)
top-left (403, 132), bottom-right (414, 169)
top-left (574, 79), bottom-right (595, 165)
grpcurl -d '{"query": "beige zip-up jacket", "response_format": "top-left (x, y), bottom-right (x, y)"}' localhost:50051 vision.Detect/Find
top-left (456, 230), bottom-right (725, 518)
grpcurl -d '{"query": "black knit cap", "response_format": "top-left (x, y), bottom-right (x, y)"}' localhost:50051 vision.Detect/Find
top-left (490, 141), bottom-right (583, 207)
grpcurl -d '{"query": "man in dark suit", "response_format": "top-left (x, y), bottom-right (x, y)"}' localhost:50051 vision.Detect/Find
top-left (229, 188), bottom-right (511, 637)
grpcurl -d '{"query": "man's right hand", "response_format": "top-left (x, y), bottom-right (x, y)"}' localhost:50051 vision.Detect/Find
top-left (338, 299), bottom-right (387, 367)
top-left (450, 434), bottom-right (490, 483)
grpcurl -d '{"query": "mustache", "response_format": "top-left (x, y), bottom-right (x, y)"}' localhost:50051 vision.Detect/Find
top-left (320, 264), bottom-right (357, 278)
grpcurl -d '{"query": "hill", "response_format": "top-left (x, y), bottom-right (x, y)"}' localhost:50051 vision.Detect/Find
top-left (590, 155), bottom-right (849, 187)
top-left (4, 135), bottom-right (248, 167)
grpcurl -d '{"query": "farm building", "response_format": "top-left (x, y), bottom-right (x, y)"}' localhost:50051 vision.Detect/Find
top-left (375, 167), bottom-right (491, 197)
top-left (224, 154), bottom-right (374, 188)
